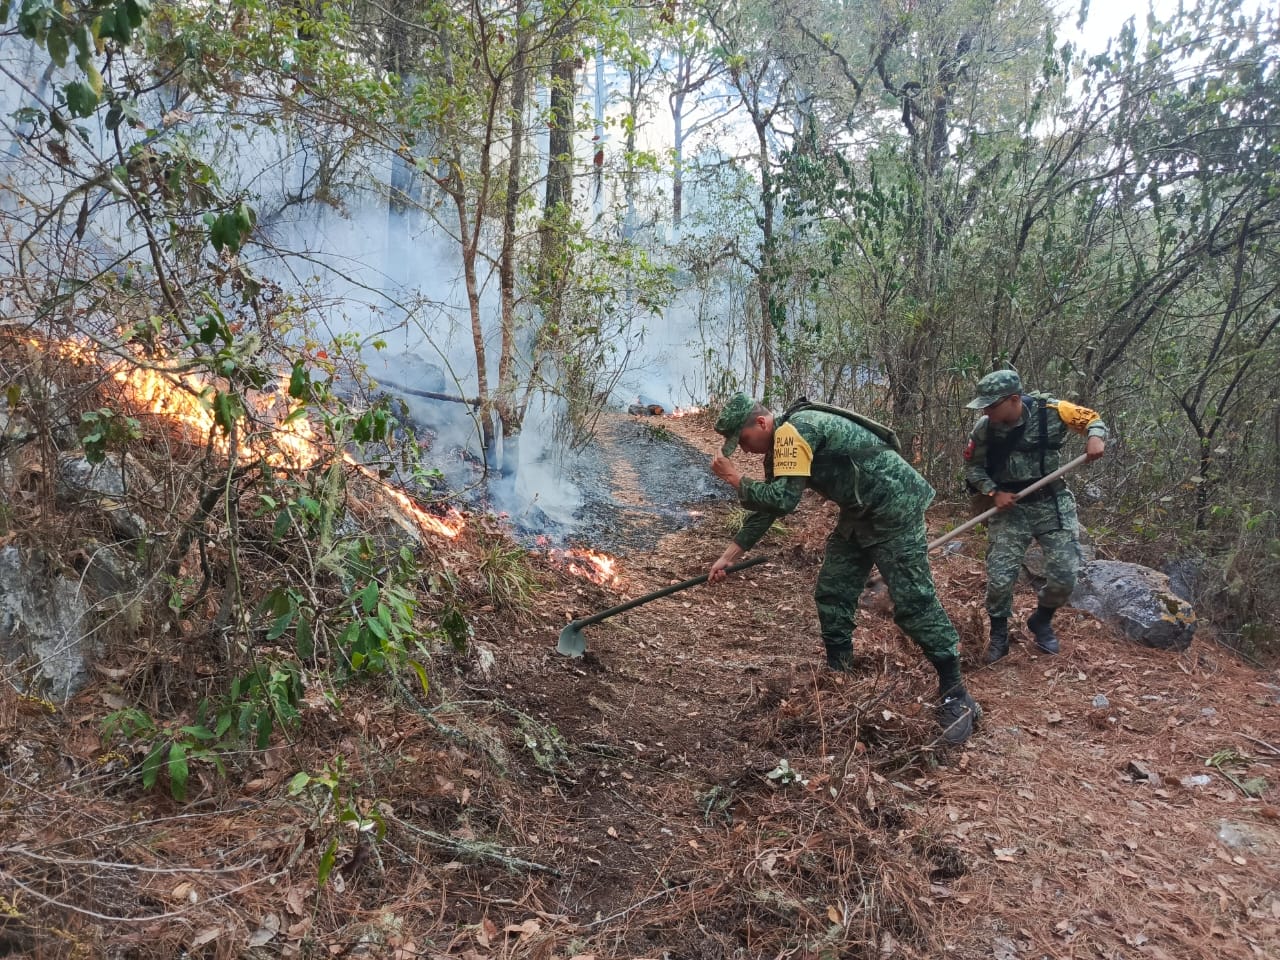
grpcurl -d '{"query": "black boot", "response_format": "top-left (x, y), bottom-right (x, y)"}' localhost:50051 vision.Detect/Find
top-left (1027, 606), bottom-right (1060, 654)
top-left (825, 641), bottom-right (854, 673)
top-left (930, 655), bottom-right (982, 745)
top-left (984, 616), bottom-right (1010, 664)
top-left (937, 689), bottom-right (982, 745)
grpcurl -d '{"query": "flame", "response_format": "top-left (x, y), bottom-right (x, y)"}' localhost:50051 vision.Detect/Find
top-left (344, 457), bottom-right (465, 539)
top-left (47, 337), bottom-right (321, 468)
top-left (547, 546), bottom-right (621, 586)
top-left (668, 405), bottom-right (703, 418)
top-left (40, 336), bottom-right (466, 539)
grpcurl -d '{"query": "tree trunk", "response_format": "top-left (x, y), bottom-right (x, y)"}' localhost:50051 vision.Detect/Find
top-left (497, 0), bottom-right (531, 464)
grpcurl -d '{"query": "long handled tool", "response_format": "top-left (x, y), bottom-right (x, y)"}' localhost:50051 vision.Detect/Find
top-left (556, 555), bottom-right (771, 657)
top-left (868, 452), bottom-right (1092, 589)
top-left (935, 452), bottom-right (1091, 550)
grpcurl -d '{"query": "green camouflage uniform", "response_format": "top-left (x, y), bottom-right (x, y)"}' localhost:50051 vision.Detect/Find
top-left (729, 407), bottom-right (960, 668)
top-left (964, 383), bottom-right (1108, 619)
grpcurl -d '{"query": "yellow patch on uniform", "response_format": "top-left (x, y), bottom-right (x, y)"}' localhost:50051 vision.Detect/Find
top-left (772, 422), bottom-right (813, 477)
top-left (1051, 400), bottom-right (1101, 433)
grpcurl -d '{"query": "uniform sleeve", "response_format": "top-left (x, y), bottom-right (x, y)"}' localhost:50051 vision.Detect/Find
top-left (771, 422), bottom-right (813, 477)
top-left (1054, 400), bottom-right (1108, 440)
top-left (732, 476), bottom-right (807, 550)
top-left (963, 418), bottom-right (996, 495)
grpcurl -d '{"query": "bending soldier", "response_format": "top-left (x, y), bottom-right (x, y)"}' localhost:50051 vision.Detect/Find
top-left (709, 393), bottom-right (981, 745)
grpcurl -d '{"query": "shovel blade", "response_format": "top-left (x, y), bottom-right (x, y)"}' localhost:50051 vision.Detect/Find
top-left (556, 622), bottom-right (587, 657)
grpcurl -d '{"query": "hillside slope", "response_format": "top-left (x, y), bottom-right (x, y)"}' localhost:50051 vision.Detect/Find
top-left (2, 412), bottom-right (1277, 960)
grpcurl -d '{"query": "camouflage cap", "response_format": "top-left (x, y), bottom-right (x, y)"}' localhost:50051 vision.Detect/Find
top-left (966, 369), bottom-right (1023, 409)
top-left (714, 392), bottom-right (758, 456)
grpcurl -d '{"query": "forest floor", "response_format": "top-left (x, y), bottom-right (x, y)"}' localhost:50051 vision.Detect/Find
top-left (3, 411), bottom-right (1279, 960)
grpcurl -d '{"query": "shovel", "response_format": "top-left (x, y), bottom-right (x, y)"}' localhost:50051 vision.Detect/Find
top-left (556, 555), bottom-right (771, 657)
top-left (868, 452), bottom-right (1092, 588)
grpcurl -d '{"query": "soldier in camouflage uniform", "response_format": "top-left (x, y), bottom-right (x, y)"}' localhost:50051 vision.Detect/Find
top-left (709, 393), bottom-right (981, 745)
top-left (964, 370), bottom-right (1108, 663)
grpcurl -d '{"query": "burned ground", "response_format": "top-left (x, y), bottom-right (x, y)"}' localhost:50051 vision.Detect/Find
top-left (2, 411), bottom-right (1278, 960)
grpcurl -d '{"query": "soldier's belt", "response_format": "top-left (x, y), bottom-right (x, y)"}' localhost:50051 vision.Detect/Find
top-left (996, 479), bottom-right (1064, 503)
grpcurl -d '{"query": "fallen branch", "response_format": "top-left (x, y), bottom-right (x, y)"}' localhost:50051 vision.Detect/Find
top-left (375, 377), bottom-right (482, 408)
top-left (391, 816), bottom-right (561, 876)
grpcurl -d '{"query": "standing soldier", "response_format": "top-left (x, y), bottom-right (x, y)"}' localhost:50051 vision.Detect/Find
top-left (964, 370), bottom-right (1108, 663)
top-left (708, 393), bottom-right (981, 745)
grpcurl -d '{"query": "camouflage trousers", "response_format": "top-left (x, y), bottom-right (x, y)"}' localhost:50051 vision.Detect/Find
top-left (985, 490), bottom-right (1080, 619)
top-left (815, 518), bottom-right (960, 664)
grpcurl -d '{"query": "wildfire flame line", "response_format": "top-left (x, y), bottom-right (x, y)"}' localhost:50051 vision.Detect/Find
top-left (40, 336), bottom-right (465, 539)
top-left (39, 337), bottom-right (627, 566)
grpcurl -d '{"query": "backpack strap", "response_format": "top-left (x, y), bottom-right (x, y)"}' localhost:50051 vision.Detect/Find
top-left (984, 398), bottom-right (1032, 478)
top-left (781, 396), bottom-right (902, 454)
top-left (987, 396), bottom-right (1069, 494)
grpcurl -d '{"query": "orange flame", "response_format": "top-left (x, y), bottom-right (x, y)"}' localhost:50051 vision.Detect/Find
top-left (344, 457), bottom-right (465, 539)
top-left (48, 338), bottom-right (321, 468)
top-left (42, 336), bottom-right (466, 539)
top-left (668, 405), bottom-right (703, 418)
top-left (547, 546), bottom-right (621, 586)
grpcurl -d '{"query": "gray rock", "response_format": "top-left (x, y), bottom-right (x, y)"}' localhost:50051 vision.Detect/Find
top-left (56, 452), bottom-right (155, 501)
top-left (55, 453), bottom-right (154, 541)
top-left (0, 546), bottom-right (93, 699)
top-left (1068, 560), bottom-right (1196, 650)
top-left (1092, 693), bottom-right (1110, 709)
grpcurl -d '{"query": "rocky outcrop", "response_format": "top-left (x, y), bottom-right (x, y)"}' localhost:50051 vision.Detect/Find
top-left (0, 546), bottom-right (94, 699)
top-left (56, 452), bottom-right (155, 541)
top-left (1068, 560), bottom-right (1196, 651)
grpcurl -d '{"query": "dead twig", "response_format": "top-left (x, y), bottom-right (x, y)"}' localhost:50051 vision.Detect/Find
top-left (1239, 733), bottom-right (1280, 757)
top-left (391, 816), bottom-right (561, 876)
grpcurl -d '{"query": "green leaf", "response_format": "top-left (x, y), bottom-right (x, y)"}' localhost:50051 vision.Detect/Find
top-left (211, 390), bottom-right (242, 434)
top-left (168, 742), bottom-right (189, 801)
top-left (72, 22), bottom-right (92, 64)
top-left (254, 709), bottom-right (272, 750)
top-left (272, 509), bottom-right (292, 542)
top-left (64, 81), bottom-right (98, 118)
top-left (141, 741), bottom-right (166, 790)
top-left (318, 839), bottom-right (339, 885)
top-left (288, 361), bottom-right (310, 400)
top-left (84, 62), bottom-right (103, 98)
top-left (266, 606), bottom-right (296, 641)
top-left (296, 616), bottom-right (314, 659)
top-left (47, 29), bottom-right (69, 68)
top-left (407, 659), bottom-right (430, 697)
top-left (125, 0), bottom-right (146, 29)
top-left (287, 771), bottom-right (311, 795)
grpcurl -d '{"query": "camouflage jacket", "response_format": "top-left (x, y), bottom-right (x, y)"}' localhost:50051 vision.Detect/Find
top-left (734, 409), bottom-right (934, 550)
top-left (964, 393), bottom-right (1108, 496)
